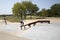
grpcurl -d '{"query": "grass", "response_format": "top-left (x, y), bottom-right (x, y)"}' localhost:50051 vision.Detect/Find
top-left (6, 16), bottom-right (19, 22)
top-left (0, 16), bottom-right (45, 22)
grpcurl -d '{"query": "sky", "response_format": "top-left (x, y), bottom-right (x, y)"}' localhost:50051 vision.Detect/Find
top-left (0, 0), bottom-right (60, 14)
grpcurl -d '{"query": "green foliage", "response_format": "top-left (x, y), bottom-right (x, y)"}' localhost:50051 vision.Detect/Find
top-left (12, 1), bottom-right (60, 21)
top-left (41, 9), bottom-right (48, 17)
top-left (38, 8), bottom-right (48, 17)
top-left (12, 2), bottom-right (21, 16)
top-left (47, 9), bottom-right (53, 17)
top-left (12, 1), bottom-right (39, 19)
top-left (51, 3), bottom-right (60, 17)
top-left (38, 3), bottom-right (60, 17)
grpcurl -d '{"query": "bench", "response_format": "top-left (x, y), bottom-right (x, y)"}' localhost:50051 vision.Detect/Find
top-left (24, 20), bottom-right (50, 28)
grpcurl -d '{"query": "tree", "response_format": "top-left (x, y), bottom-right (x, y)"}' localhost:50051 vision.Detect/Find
top-left (51, 4), bottom-right (60, 17)
top-left (47, 9), bottom-right (53, 17)
top-left (12, 2), bottom-right (26, 20)
top-left (36, 3), bottom-right (60, 17)
top-left (37, 11), bottom-right (42, 17)
top-left (12, 1), bottom-right (39, 20)
top-left (22, 1), bottom-right (39, 19)
top-left (40, 8), bottom-right (48, 17)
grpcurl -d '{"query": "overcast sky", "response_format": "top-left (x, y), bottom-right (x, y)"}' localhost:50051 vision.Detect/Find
top-left (0, 0), bottom-right (60, 14)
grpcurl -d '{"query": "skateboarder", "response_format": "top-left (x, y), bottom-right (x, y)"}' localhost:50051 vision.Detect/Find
top-left (20, 20), bottom-right (25, 30)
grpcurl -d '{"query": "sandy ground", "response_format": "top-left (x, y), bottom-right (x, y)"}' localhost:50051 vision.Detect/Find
top-left (0, 17), bottom-right (60, 40)
top-left (0, 31), bottom-right (30, 40)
